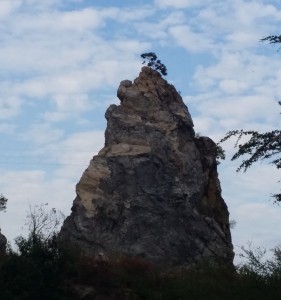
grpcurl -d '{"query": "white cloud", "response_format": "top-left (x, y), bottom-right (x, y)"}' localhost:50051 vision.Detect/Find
top-left (20, 0), bottom-right (62, 9)
top-left (0, 169), bottom-right (76, 242)
top-left (100, 6), bottom-right (155, 22)
top-left (55, 130), bottom-right (105, 165)
top-left (169, 25), bottom-right (215, 52)
top-left (192, 117), bottom-right (217, 135)
top-left (188, 90), bottom-right (280, 141)
top-left (154, 0), bottom-right (208, 9)
top-left (192, 52), bottom-right (263, 90)
top-left (24, 130), bottom-right (105, 167)
top-left (218, 79), bottom-right (249, 94)
top-left (0, 97), bottom-right (22, 120)
top-left (42, 111), bottom-right (71, 123)
top-left (0, 0), bottom-right (21, 19)
top-left (0, 129), bottom-right (105, 242)
top-left (59, 8), bottom-right (104, 31)
top-left (135, 11), bottom-right (186, 40)
top-left (219, 163), bottom-right (281, 261)
top-left (203, 94), bottom-right (277, 122)
top-left (187, 45), bottom-right (281, 137)
top-left (42, 93), bottom-right (93, 122)
top-left (21, 123), bottom-right (64, 145)
top-left (0, 42), bottom-right (103, 240)
top-left (233, 0), bottom-right (281, 25)
top-left (225, 32), bottom-right (262, 49)
top-left (157, 0), bottom-right (281, 55)
top-left (0, 123), bottom-right (16, 134)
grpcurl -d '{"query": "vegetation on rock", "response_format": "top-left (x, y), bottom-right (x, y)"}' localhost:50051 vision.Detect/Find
top-left (141, 52), bottom-right (168, 76)
top-left (0, 194), bottom-right (8, 212)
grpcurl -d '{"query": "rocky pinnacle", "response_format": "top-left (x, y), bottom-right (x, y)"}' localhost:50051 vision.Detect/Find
top-left (59, 67), bottom-right (234, 267)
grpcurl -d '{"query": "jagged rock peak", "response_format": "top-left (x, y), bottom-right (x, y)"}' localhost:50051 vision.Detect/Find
top-left (59, 67), bottom-right (234, 267)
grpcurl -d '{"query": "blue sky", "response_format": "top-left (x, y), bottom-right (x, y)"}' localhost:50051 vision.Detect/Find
top-left (0, 0), bottom-right (281, 262)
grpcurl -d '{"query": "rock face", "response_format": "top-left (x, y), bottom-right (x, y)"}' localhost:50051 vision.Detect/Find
top-left (59, 67), bottom-right (234, 267)
top-left (0, 229), bottom-right (7, 255)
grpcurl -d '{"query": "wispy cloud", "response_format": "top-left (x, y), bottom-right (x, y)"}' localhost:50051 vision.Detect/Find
top-left (154, 0), bottom-right (210, 9)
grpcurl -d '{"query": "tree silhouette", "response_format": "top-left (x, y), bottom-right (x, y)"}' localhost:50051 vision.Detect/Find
top-left (0, 194), bottom-right (7, 212)
top-left (141, 52), bottom-right (168, 76)
top-left (220, 36), bottom-right (281, 202)
top-left (261, 35), bottom-right (281, 46)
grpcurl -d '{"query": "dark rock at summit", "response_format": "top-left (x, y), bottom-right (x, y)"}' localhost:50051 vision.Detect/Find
top-left (59, 67), bottom-right (234, 267)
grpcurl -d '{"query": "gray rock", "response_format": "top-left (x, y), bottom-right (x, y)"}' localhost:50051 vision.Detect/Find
top-left (59, 67), bottom-right (234, 267)
top-left (0, 228), bottom-right (7, 255)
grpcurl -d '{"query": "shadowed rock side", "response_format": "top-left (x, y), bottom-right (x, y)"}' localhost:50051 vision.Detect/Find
top-left (59, 67), bottom-right (234, 267)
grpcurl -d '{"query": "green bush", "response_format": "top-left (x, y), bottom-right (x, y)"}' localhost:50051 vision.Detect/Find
top-left (1, 205), bottom-right (281, 299)
top-left (0, 236), bottom-right (65, 300)
top-left (1, 240), bottom-right (281, 300)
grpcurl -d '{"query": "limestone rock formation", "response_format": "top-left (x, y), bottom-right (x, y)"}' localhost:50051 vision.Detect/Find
top-left (59, 67), bottom-right (234, 267)
top-left (0, 228), bottom-right (7, 255)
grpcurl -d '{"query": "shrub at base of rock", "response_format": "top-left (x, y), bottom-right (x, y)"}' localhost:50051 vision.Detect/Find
top-left (0, 229), bottom-right (7, 256)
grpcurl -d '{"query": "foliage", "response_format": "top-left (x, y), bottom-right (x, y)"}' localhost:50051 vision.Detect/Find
top-left (237, 244), bottom-right (281, 298)
top-left (0, 194), bottom-right (8, 212)
top-left (0, 204), bottom-right (67, 300)
top-left (239, 244), bottom-right (281, 278)
top-left (220, 127), bottom-right (281, 171)
top-left (141, 52), bottom-right (168, 76)
top-left (220, 109), bottom-right (281, 202)
top-left (219, 34), bottom-right (281, 202)
top-left (24, 203), bottom-right (65, 242)
top-left (2, 236), bottom-right (281, 299)
top-left (196, 132), bottom-right (225, 165)
top-left (0, 237), bottom-right (65, 300)
top-left (216, 144), bottom-right (226, 164)
top-left (2, 204), bottom-right (281, 299)
top-left (261, 35), bottom-right (281, 46)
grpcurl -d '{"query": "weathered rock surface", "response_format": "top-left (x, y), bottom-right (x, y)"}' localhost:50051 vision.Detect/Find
top-left (0, 228), bottom-right (7, 255)
top-left (59, 67), bottom-right (234, 267)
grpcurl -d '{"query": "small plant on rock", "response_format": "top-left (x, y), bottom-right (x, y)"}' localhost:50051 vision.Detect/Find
top-left (141, 52), bottom-right (168, 76)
